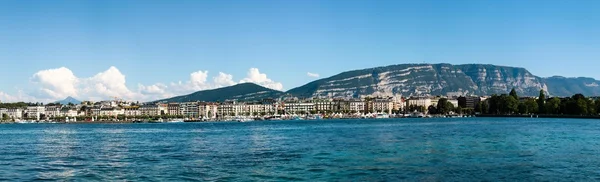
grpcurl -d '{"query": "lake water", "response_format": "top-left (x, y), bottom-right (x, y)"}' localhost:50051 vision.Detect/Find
top-left (1, 118), bottom-right (600, 181)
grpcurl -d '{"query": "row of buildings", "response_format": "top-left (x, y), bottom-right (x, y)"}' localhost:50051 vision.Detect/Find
top-left (0, 96), bottom-right (485, 120)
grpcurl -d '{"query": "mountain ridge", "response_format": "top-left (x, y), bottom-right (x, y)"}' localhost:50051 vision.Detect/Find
top-left (55, 96), bottom-right (82, 105)
top-left (155, 82), bottom-right (284, 103)
top-left (155, 63), bottom-right (600, 103)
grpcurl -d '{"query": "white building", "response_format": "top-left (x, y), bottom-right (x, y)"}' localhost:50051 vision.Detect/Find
top-left (199, 103), bottom-right (218, 119)
top-left (180, 102), bottom-right (199, 118)
top-left (168, 103), bottom-right (181, 116)
top-left (45, 106), bottom-right (62, 118)
top-left (218, 102), bottom-right (235, 117)
top-left (313, 100), bottom-right (334, 112)
top-left (393, 97), bottom-right (405, 111)
top-left (283, 102), bottom-right (314, 114)
top-left (99, 107), bottom-right (125, 116)
top-left (372, 98), bottom-right (394, 114)
top-left (408, 97), bottom-right (432, 108)
top-left (26, 106), bottom-right (45, 119)
top-left (6, 108), bottom-right (23, 119)
top-left (91, 106), bottom-right (102, 116)
top-left (61, 108), bottom-right (80, 117)
top-left (349, 100), bottom-right (365, 113)
top-left (124, 106), bottom-right (141, 116)
top-left (140, 104), bottom-right (164, 116)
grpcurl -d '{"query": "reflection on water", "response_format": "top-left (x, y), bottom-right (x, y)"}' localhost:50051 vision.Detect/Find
top-left (35, 126), bottom-right (78, 180)
top-left (2, 119), bottom-right (600, 181)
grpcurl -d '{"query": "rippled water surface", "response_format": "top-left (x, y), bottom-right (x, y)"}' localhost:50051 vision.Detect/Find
top-left (2, 118), bottom-right (600, 181)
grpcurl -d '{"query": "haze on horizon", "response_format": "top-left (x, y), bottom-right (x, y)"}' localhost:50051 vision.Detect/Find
top-left (0, 0), bottom-right (598, 102)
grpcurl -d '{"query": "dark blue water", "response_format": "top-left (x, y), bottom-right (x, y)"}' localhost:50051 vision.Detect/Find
top-left (1, 118), bottom-right (600, 181)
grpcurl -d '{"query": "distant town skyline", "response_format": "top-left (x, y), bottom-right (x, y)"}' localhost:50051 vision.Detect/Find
top-left (1, 0), bottom-right (599, 102)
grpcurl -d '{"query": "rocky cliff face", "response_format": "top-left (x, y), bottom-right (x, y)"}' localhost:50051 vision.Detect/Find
top-left (286, 63), bottom-right (553, 98)
top-left (456, 64), bottom-right (548, 96)
top-left (155, 64), bottom-right (600, 103)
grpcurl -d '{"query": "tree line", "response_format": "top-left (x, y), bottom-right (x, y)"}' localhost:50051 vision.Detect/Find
top-left (477, 89), bottom-right (600, 116)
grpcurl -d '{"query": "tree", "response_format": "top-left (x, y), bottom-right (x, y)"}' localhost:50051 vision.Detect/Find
top-left (587, 99), bottom-right (597, 115)
top-left (576, 98), bottom-right (588, 115)
top-left (537, 89), bottom-right (546, 114)
top-left (475, 103), bottom-right (482, 113)
top-left (506, 96), bottom-right (519, 114)
top-left (454, 106), bottom-right (463, 114)
top-left (497, 94), bottom-right (518, 114)
top-left (2, 114), bottom-right (8, 121)
top-left (427, 105), bottom-right (437, 114)
top-left (487, 95), bottom-right (500, 114)
top-left (545, 97), bottom-right (561, 114)
top-left (481, 101), bottom-right (489, 114)
top-left (509, 88), bottom-right (519, 101)
top-left (524, 99), bottom-right (539, 114)
top-left (518, 102), bottom-right (528, 114)
top-left (437, 98), bottom-right (451, 114)
top-left (596, 99), bottom-right (600, 116)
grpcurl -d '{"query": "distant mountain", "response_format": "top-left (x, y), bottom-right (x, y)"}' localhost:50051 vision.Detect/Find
top-left (155, 83), bottom-right (284, 103)
top-left (55, 96), bottom-right (81, 105)
top-left (155, 64), bottom-right (600, 103)
top-left (286, 63), bottom-right (599, 98)
top-left (544, 76), bottom-right (600, 97)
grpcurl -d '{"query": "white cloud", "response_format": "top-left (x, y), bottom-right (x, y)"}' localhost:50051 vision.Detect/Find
top-left (137, 68), bottom-right (282, 100)
top-left (31, 66), bottom-right (143, 101)
top-left (7, 66), bottom-right (284, 102)
top-left (307, 72), bottom-right (320, 78)
top-left (0, 90), bottom-right (40, 103)
top-left (214, 72), bottom-right (236, 87)
top-left (0, 91), bottom-right (17, 102)
top-left (84, 66), bottom-right (139, 100)
top-left (31, 67), bottom-right (79, 99)
top-left (240, 68), bottom-right (284, 90)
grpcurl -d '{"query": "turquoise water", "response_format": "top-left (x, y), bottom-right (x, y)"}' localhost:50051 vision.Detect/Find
top-left (1, 118), bottom-right (600, 181)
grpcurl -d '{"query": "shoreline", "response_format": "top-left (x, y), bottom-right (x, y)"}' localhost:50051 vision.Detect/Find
top-left (475, 114), bottom-right (600, 119)
top-left (3, 115), bottom-right (600, 124)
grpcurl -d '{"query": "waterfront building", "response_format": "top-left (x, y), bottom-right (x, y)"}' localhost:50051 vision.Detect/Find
top-left (26, 106), bottom-right (45, 119)
top-left (217, 102), bottom-right (232, 117)
top-left (313, 99), bottom-right (334, 112)
top-left (408, 97), bottom-right (432, 108)
top-left (124, 106), bottom-right (141, 116)
top-left (283, 101), bottom-right (314, 114)
top-left (91, 106), bottom-right (102, 116)
top-left (372, 97), bottom-right (394, 114)
top-left (430, 97), bottom-right (442, 108)
top-left (60, 107), bottom-right (80, 117)
top-left (334, 99), bottom-right (350, 112)
top-left (44, 106), bottom-right (61, 118)
top-left (348, 99), bottom-right (365, 113)
top-left (199, 103), bottom-right (218, 119)
top-left (242, 102), bottom-right (264, 115)
top-left (180, 102), bottom-right (199, 118)
top-left (99, 107), bottom-right (125, 116)
top-left (6, 108), bottom-right (23, 119)
top-left (393, 97), bottom-right (406, 112)
top-left (140, 104), bottom-right (163, 116)
top-left (167, 103), bottom-right (181, 116)
top-left (458, 96), bottom-right (481, 109)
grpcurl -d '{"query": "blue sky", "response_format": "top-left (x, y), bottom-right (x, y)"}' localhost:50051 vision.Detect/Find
top-left (0, 0), bottom-right (599, 102)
